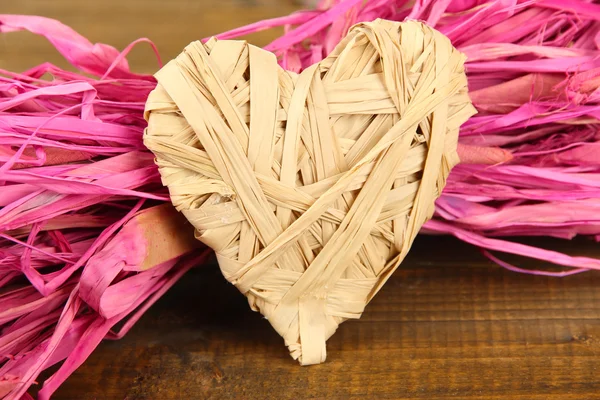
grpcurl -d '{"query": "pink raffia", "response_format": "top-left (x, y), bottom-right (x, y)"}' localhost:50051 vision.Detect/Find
top-left (0, 15), bottom-right (209, 400)
top-left (3, 0), bottom-right (600, 397)
top-left (215, 0), bottom-right (600, 276)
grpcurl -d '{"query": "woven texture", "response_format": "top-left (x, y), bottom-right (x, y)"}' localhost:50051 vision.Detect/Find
top-left (144, 19), bottom-right (475, 365)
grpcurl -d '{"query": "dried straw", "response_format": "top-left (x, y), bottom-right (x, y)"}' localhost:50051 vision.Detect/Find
top-left (145, 19), bottom-right (476, 364)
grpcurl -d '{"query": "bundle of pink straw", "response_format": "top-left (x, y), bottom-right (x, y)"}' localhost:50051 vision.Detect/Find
top-left (0, 16), bottom-right (209, 400)
top-left (2, 0), bottom-right (600, 397)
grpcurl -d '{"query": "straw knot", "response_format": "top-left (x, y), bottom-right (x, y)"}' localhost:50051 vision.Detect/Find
top-left (144, 19), bottom-right (475, 365)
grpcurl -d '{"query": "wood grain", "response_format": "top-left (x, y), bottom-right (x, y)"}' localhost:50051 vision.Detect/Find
top-left (3, 1), bottom-right (600, 399)
top-left (38, 236), bottom-right (600, 400)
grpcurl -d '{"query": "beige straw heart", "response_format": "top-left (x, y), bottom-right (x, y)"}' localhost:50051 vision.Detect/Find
top-left (144, 19), bottom-right (475, 365)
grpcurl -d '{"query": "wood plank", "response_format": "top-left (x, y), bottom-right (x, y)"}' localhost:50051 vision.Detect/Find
top-left (36, 236), bottom-right (600, 399)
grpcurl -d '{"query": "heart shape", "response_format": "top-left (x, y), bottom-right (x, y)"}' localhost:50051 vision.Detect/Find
top-left (144, 19), bottom-right (475, 365)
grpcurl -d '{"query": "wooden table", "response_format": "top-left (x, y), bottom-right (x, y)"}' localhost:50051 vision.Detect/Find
top-left (39, 236), bottom-right (600, 399)
top-left (3, 1), bottom-right (600, 399)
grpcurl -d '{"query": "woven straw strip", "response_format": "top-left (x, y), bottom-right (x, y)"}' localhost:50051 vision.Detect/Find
top-left (144, 19), bottom-right (475, 365)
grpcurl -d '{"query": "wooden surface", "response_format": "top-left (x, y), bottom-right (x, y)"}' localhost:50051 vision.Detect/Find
top-left (40, 236), bottom-right (600, 400)
top-left (1, 0), bottom-right (303, 73)
top-left (3, 1), bottom-right (600, 399)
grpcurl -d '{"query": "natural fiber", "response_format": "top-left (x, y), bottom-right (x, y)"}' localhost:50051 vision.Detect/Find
top-left (145, 19), bottom-right (474, 365)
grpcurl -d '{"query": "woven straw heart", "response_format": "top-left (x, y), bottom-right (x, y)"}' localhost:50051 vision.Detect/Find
top-left (144, 19), bottom-right (475, 365)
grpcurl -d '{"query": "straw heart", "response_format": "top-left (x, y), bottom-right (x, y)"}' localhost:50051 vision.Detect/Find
top-left (144, 19), bottom-right (476, 365)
